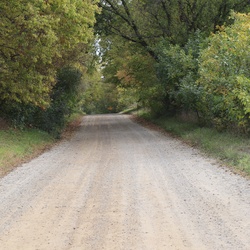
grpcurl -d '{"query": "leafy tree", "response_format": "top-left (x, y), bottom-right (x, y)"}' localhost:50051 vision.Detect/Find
top-left (96, 0), bottom-right (250, 55)
top-left (81, 79), bottom-right (120, 114)
top-left (154, 31), bottom-right (207, 116)
top-left (34, 66), bottom-right (83, 137)
top-left (96, 0), bottom-right (250, 117)
top-left (198, 12), bottom-right (250, 132)
top-left (100, 37), bottom-right (165, 114)
top-left (0, 0), bottom-right (99, 106)
top-left (0, 66), bottom-right (84, 137)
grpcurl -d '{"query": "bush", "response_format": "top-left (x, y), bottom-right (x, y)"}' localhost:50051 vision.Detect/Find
top-left (1, 66), bottom-right (83, 137)
top-left (198, 12), bottom-right (250, 133)
top-left (155, 33), bottom-right (204, 115)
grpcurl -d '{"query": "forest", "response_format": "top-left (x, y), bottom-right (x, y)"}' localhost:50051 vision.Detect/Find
top-left (1, 0), bottom-right (250, 136)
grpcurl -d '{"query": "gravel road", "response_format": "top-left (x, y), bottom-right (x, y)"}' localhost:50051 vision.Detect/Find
top-left (0, 114), bottom-right (249, 250)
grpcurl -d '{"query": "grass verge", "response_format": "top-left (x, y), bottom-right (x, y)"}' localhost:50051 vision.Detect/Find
top-left (0, 129), bottom-right (54, 177)
top-left (119, 106), bottom-right (138, 114)
top-left (0, 113), bottom-right (83, 178)
top-left (137, 114), bottom-right (250, 177)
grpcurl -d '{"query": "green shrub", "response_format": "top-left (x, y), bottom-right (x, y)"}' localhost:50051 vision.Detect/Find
top-left (198, 12), bottom-right (250, 133)
top-left (155, 32), bottom-right (205, 116)
top-left (0, 66), bottom-right (83, 137)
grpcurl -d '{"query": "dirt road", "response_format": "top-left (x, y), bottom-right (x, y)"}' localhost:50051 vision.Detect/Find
top-left (0, 114), bottom-right (249, 250)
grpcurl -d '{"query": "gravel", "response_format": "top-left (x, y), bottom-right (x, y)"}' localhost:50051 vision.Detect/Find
top-left (0, 114), bottom-right (249, 249)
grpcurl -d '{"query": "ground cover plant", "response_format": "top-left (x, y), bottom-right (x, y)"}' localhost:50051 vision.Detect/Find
top-left (0, 128), bottom-right (54, 177)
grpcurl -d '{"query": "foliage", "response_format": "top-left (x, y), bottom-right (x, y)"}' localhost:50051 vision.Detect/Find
top-left (96, 0), bottom-right (250, 125)
top-left (155, 40), bottom-right (197, 114)
top-left (116, 86), bottom-right (138, 112)
top-left (0, 67), bottom-right (84, 137)
top-left (81, 71), bottom-right (120, 114)
top-left (116, 47), bottom-right (163, 114)
top-left (97, 0), bottom-right (250, 57)
top-left (0, 0), bottom-right (99, 106)
top-left (96, 1), bottom-right (250, 136)
top-left (154, 31), bottom-right (210, 117)
top-left (34, 67), bottom-right (83, 137)
top-left (101, 38), bottom-right (166, 115)
top-left (198, 12), bottom-right (250, 132)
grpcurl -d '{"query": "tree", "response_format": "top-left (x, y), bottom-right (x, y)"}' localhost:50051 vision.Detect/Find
top-left (81, 70), bottom-right (120, 114)
top-left (198, 12), bottom-right (250, 132)
top-left (0, 0), bottom-right (99, 106)
top-left (96, 0), bottom-right (250, 57)
top-left (96, 0), bottom-right (250, 117)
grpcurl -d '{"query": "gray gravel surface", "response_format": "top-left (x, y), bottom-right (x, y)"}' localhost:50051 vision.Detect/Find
top-left (0, 114), bottom-right (249, 249)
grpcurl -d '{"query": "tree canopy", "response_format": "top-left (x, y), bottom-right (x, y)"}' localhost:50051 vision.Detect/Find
top-left (1, 0), bottom-right (250, 134)
top-left (96, 0), bottom-right (250, 133)
top-left (0, 0), bottom-right (99, 106)
top-left (96, 0), bottom-right (250, 58)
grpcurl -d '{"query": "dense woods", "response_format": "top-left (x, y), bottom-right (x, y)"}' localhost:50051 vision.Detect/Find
top-left (0, 0), bottom-right (99, 136)
top-left (96, 0), bottom-right (250, 133)
top-left (1, 0), bottom-right (250, 135)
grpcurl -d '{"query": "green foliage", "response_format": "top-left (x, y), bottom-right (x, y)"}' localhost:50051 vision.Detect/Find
top-left (198, 13), bottom-right (250, 132)
top-left (116, 86), bottom-right (138, 112)
top-left (116, 49), bottom-right (162, 113)
top-left (97, 0), bottom-right (250, 53)
top-left (34, 67), bottom-right (83, 137)
top-left (155, 33), bottom-right (204, 115)
top-left (97, 0), bottom-right (250, 118)
top-left (100, 39), bottom-right (163, 114)
top-left (0, 67), bottom-right (83, 137)
top-left (0, 0), bottom-right (99, 106)
top-left (96, 1), bottom-right (250, 135)
top-left (81, 72), bottom-right (119, 114)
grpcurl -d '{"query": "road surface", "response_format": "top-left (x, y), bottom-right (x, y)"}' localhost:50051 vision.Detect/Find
top-left (0, 114), bottom-right (249, 249)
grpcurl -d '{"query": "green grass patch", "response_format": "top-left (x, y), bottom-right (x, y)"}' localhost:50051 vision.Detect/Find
top-left (0, 128), bottom-right (54, 176)
top-left (146, 116), bottom-right (250, 176)
top-left (0, 113), bottom-right (83, 177)
top-left (120, 106), bottom-right (138, 114)
top-left (66, 111), bottom-right (85, 123)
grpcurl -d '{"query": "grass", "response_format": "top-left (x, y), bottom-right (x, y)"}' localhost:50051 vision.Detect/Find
top-left (0, 128), bottom-right (54, 177)
top-left (66, 111), bottom-right (85, 123)
top-left (119, 106), bottom-right (139, 114)
top-left (141, 114), bottom-right (250, 176)
top-left (0, 112), bottom-right (84, 177)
